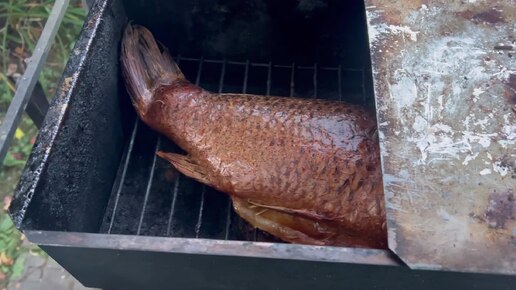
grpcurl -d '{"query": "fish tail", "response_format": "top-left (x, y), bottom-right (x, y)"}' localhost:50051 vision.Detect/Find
top-left (121, 24), bottom-right (184, 114)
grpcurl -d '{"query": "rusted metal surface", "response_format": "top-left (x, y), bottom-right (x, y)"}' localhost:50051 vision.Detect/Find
top-left (365, 0), bottom-right (516, 274)
top-left (25, 231), bottom-right (401, 266)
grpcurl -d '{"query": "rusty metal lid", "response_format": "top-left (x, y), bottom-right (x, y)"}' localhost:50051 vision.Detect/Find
top-left (365, 0), bottom-right (515, 275)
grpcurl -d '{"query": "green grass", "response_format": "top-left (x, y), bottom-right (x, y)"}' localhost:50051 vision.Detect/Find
top-left (0, 0), bottom-right (86, 286)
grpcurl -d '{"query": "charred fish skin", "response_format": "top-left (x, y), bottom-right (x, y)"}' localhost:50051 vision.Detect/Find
top-left (121, 24), bottom-right (387, 249)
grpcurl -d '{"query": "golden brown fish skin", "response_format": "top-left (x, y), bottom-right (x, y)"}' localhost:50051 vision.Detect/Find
top-left (122, 24), bottom-right (387, 249)
top-left (143, 80), bottom-right (386, 249)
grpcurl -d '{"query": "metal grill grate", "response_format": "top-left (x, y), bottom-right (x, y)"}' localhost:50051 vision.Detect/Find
top-left (100, 57), bottom-right (371, 242)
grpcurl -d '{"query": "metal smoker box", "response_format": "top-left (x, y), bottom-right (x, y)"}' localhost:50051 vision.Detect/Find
top-left (9, 0), bottom-right (516, 289)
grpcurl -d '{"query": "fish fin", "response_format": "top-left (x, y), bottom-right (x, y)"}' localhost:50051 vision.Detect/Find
top-left (121, 24), bottom-right (184, 115)
top-left (233, 197), bottom-right (386, 248)
top-left (246, 200), bottom-right (336, 221)
top-left (156, 151), bottom-right (214, 187)
top-left (232, 197), bottom-right (336, 245)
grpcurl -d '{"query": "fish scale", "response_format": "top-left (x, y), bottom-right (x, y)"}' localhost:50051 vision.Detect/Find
top-left (121, 24), bottom-right (387, 249)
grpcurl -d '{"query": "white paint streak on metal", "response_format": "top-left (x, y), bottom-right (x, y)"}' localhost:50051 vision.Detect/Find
top-left (462, 152), bottom-right (479, 165)
top-left (493, 67), bottom-right (516, 81)
top-left (390, 75), bottom-right (418, 112)
top-left (463, 132), bottom-right (498, 148)
top-left (366, 9), bottom-right (419, 47)
top-left (492, 162), bottom-right (509, 177)
top-left (412, 115), bottom-right (427, 133)
top-left (437, 94), bottom-right (444, 119)
top-left (426, 84), bottom-right (432, 121)
top-left (437, 208), bottom-right (454, 221)
top-left (472, 88), bottom-right (485, 97)
top-left (472, 88), bottom-right (485, 102)
top-left (498, 114), bottom-right (516, 148)
top-left (383, 16), bottom-right (512, 165)
top-left (473, 116), bottom-right (490, 130)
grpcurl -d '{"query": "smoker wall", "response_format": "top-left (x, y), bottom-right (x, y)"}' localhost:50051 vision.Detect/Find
top-left (41, 243), bottom-right (514, 290)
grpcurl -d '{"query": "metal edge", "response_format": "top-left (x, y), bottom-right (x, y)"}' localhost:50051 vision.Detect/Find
top-left (8, 0), bottom-right (111, 228)
top-left (363, 0), bottom-right (516, 276)
top-left (25, 230), bottom-right (402, 267)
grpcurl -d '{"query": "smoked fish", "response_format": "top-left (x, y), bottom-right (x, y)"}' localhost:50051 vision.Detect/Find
top-left (121, 24), bottom-right (387, 249)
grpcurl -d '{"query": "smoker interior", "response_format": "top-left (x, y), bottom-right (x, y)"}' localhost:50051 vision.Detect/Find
top-left (12, 0), bottom-right (375, 243)
top-left (98, 0), bottom-right (377, 243)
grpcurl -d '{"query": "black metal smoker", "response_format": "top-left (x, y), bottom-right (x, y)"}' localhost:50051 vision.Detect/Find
top-left (9, 0), bottom-right (516, 289)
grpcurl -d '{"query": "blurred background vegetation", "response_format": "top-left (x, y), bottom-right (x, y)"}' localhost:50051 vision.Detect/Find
top-left (0, 0), bottom-right (86, 286)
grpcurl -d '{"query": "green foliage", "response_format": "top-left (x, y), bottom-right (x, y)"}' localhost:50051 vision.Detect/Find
top-left (0, 0), bottom-right (87, 104)
top-left (11, 254), bottom-right (25, 279)
top-left (0, 215), bottom-right (24, 286)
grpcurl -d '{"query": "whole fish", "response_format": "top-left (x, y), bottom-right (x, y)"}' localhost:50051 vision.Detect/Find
top-left (121, 24), bottom-right (387, 249)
